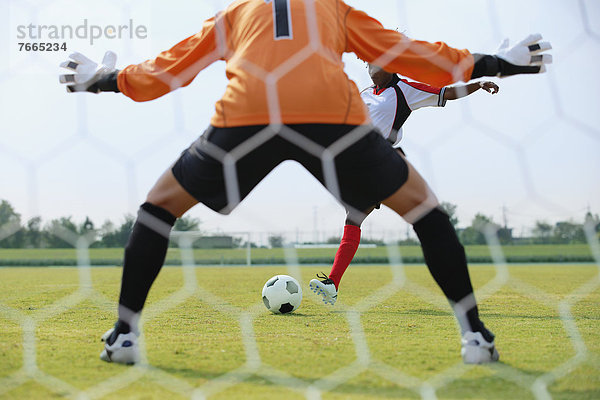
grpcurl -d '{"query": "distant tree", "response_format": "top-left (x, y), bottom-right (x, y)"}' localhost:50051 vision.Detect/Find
top-left (0, 200), bottom-right (24, 248)
top-left (268, 234), bottom-right (284, 248)
top-left (326, 236), bottom-right (340, 244)
top-left (170, 216), bottom-right (201, 248)
top-left (459, 213), bottom-right (507, 245)
top-left (232, 236), bottom-right (244, 248)
top-left (98, 215), bottom-right (135, 247)
top-left (397, 237), bottom-right (419, 245)
top-left (532, 221), bottom-right (553, 244)
top-left (44, 217), bottom-right (78, 248)
top-left (0, 200), bottom-right (20, 225)
top-left (460, 214), bottom-right (488, 245)
top-left (459, 226), bottom-right (483, 245)
top-left (77, 216), bottom-right (98, 244)
top-left (440, 201), bottom-right (459, 228)
top-left (95, 220), bottom-right (116, 248)
top-left (496, 227), bottom-right (513, 245)
top-left (553, 221), bottom-right (585, 244)
top-left (174, 216), bottom-right (201, 231)
top-left (361, 237), bottom-right (385, 246)
top-left (79, 217), bottom-right (95, 234)
top-left (24, 217), bottom-right (43, 248)
top-left (471, 214), bottom-right (496, 231)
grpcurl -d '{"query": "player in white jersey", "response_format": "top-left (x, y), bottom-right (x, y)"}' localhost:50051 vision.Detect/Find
top-left (310, 64), bottom-right (498, 305)
top-left (363, 64), bottom-right (498, 148)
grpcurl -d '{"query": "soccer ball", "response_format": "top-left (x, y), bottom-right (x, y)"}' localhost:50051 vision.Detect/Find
top-left (261, 275), bottom-right (302, 314)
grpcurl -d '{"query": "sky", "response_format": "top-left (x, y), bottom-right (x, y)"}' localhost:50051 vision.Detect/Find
top-left (1, 0), bottom-right (599, 243)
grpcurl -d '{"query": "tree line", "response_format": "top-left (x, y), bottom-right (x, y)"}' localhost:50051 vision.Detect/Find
top-left (0, 200), bottom-right (200, 248)
top-left (0, 199), bottom-right (598, 248)
top-left (440, 202), bottom-right (600, 246)
top-left (453, 213), bottom-right (599, 245)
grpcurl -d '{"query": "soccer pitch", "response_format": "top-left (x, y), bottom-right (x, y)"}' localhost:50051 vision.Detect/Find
top-left (0, 265), bottom-right (598, 399)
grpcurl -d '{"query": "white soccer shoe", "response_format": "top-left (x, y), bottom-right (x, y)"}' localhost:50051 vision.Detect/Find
top-left (461, 331), bottom-right (500, 364)
top-left (100, 327), bottom-right (140, 365)
top-left (309, 273), bottom-right (338, 305)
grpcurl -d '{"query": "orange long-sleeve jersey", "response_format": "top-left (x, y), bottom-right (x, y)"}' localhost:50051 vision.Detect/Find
top-left (117, 0), bottom-right (474, 127)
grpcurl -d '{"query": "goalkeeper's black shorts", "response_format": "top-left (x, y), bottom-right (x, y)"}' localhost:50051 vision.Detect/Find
top-left (172, 124), bottom-right (408, 214)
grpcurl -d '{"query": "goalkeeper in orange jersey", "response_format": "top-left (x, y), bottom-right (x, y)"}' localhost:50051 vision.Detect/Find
top-left (309, 66), bottom-right (498, 304)
top-left (59, 0), bottom-right (550, 365)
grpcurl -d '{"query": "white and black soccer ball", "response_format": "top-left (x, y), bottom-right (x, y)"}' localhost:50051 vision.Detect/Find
top-left (262, 275), bottom-right (302, 314)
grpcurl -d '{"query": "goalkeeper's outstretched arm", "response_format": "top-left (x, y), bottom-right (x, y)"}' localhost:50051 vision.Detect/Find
top-left (470, 34), bottom-right (552, 79)
top-left (60, 10), bottom-right (551, 98)
top-left (59, 51), bottom-right (120, 94)
top-left (59, 15), bottom-right (222, 100)
top-left (346, 8), bottom-right (552, 86)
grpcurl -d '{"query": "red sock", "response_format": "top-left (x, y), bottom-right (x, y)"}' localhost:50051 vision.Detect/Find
top-left (328, 225), bottom-right (361, 289)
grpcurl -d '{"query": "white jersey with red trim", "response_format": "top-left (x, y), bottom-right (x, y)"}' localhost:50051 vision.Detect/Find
top-left (360, 76), bottom-right (447, 147)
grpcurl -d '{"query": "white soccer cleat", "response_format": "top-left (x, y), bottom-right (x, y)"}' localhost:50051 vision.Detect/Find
top-left (100, 327), bottom-right (140, 365)
top-left (461, 331), bottom-right (499, 364)
top-left (309, 273), bottom-right (338, 305)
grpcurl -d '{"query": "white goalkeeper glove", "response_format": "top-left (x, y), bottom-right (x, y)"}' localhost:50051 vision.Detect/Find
top-left (495, 33), bottom-right (552, 76)
top-left (471, 33), bottom-right (552, 79)
top-left (59, 51), bottom-right (120, 93)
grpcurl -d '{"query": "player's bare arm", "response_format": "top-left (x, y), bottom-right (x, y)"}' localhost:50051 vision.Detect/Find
top-left (443, 81), bottom-right (499, 100)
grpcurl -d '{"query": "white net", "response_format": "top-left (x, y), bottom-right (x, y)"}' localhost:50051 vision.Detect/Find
top-left (1, 0), bottom-right (599, 399)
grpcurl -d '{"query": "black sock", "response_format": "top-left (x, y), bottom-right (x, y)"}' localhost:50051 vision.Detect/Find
top-left (118, 202), bottom-right (176, 319)
top-left (106, 320), bottom-right (132, 345)
top-left (413, 207), bottom-right (493, 341)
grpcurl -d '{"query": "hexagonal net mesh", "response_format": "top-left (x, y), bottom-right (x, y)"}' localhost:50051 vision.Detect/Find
top-left (0, 0), bottom-right (599, 399)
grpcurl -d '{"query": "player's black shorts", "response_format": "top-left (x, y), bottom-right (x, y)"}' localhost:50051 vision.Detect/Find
top-left (172, 124), bottom-right (408, 214)
top-left (370, 146), bottom-right (405, 210)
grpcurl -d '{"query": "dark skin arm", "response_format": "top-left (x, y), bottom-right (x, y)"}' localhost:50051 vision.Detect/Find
top-left (443, 81), bottom-right (499, 100)
top-left (368, 64), bottom-right (499, 100)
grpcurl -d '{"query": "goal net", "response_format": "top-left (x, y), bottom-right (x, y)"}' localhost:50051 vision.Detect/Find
top-left (1, 0), bottom-right (599, 399)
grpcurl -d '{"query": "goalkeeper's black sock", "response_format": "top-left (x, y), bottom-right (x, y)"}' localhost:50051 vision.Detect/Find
top-left (413, 207), bottom-right (493, 342)
top-left (118, 202), bottom-right (176, 324)
top-left (105, 320), bottom-right (132, 346)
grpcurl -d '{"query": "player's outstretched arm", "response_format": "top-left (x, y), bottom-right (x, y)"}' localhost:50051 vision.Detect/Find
top-left (59, 15), bottom-right (224, 101)
top-left (346, 7), bottom-right (551, 86)
top-left (59, 51), bottom-right (120, 94)
top-left (443, 81), bottom-right (499, 101)
top-left (471, 34), bottom-right (552, 79)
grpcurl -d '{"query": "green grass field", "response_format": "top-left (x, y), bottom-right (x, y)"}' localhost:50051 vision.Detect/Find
top-left (1, 264), bottom-right (599, 399)
top-left (0, 244), bottom-right (594, 266)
